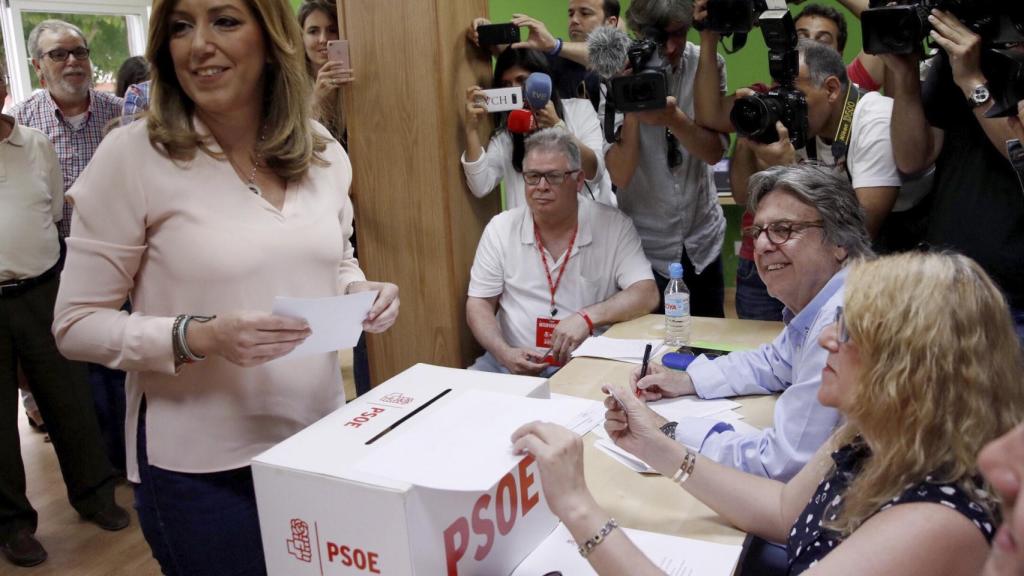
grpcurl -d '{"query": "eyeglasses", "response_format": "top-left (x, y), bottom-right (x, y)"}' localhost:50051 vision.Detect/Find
top-left (43, 47), bottom-right (90, 62)
top-left (741, 220), bottom-right (824, 246)
top-left (666, 128), bottom-right (682, 168)
top-left (834, 306), bottom-right (850, 344)
top-left (523, 170), bottom-right (580, 185)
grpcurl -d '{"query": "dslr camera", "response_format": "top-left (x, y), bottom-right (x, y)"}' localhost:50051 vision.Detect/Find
top-left (608, 36), bottom-right (669, 113)
top-left (862, 0), bottom-right (1021, 54)
top-left (729, 5), bottom-right (809, 149)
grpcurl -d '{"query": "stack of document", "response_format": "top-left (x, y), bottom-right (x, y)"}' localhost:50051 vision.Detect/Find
top-left (570, 336), bottom-right (664, 364)
top-left (512, 522), bottom-right (742, 576)
top-left (592, 396), bottom-right (761, 474)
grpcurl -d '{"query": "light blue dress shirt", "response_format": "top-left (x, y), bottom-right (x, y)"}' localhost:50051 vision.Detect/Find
top-left (678, 267), bottom-right (847, 481)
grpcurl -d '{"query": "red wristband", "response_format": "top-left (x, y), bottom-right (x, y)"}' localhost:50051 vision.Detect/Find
top-left (578, 309), bottom-right (594, 335)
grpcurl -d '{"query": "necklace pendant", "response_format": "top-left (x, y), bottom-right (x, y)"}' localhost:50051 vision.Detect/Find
top-left (551, 307), bottom-right (558, 317)
top-left (248, 183), bottom-right (262, 197)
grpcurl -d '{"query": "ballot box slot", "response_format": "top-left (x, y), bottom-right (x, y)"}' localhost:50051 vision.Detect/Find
top-left (364, 388), bottom-right (452, 445)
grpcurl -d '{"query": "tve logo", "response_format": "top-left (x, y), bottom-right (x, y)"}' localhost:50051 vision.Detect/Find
top-left (286, 518), bottom-right (313, 563)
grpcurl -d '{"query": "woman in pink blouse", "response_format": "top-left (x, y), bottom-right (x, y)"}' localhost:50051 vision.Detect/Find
top-left (52, 0), bottom-right (398, 574)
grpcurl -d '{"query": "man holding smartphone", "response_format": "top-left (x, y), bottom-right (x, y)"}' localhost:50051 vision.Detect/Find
top-left (468, 0), bottom-right (620, 112)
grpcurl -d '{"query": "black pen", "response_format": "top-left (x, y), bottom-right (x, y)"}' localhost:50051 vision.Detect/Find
top-left (638, 343), bottom-right (653, 397)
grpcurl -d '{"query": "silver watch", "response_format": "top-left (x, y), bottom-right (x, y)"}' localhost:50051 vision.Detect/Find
top-left (968, 83), bottom-right (991, 108)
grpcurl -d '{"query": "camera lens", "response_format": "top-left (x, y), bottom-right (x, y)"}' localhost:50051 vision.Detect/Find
top-left (731, 96), bottom-right (781, 141)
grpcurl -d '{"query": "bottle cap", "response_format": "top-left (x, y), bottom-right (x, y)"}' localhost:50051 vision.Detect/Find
top-left (669, 262), bottom-right (683, 279)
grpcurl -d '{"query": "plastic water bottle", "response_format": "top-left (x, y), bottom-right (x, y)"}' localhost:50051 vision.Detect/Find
top-left (664, 262), bottom-right (691, 347)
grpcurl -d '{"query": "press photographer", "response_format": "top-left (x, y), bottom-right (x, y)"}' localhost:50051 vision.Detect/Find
top-left (592, 0), bottom-right (730, 318)
top-left (884, 6), bottom-right (1024, 338)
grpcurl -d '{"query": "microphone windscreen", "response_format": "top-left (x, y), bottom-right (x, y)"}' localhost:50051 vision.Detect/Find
top-left (507, 109), bottom-right (535, 134)
top-left (524, 72), bottom-right (553, 110)
top-left (587, 26), bottom-right (632, 79)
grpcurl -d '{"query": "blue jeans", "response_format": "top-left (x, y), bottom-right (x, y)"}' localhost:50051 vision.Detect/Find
top-left (735, 258), bottom-right (784, 322)
top-left (133, 401), bottom-right (267, 576)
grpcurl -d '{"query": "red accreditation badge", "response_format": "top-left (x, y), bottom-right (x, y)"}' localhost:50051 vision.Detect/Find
top-left (535, 317), bottom-right (561, 366)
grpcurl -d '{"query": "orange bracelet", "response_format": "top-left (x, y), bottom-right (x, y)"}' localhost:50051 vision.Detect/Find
top-left (578, 309), bottom-right (594, 335)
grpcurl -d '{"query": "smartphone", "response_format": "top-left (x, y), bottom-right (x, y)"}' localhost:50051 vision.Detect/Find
top-left (476, 23), bottom-right (520, 46)
top-left (476, 87), bottom-right (523, 113)
top-left (327, 39), bottom-right (350, 68)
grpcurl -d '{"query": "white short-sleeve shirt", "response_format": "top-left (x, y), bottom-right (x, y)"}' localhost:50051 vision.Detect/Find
top-left (468, 197), bottom-right (654, 350)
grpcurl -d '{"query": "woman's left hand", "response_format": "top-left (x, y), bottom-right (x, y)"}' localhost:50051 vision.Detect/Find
top-left (315, 61), bottom-right (355, 96)
top-left (602, 382), bottom-right (674, 469)
top-left (533, 101), bottom-right (562, 130)
top-left (511, 421), bottom-right (598, 521)
top-left (348, 281), bottom-right (399, 333)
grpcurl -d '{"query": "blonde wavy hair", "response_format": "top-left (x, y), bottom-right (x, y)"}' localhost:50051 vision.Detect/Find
top-left (825, 252), bottom-right (1024, 536)
top-left (145, 0), bottom-right (329, 180)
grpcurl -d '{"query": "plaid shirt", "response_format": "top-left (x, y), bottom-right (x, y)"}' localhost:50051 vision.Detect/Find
top-left (11, 89), bottom-right (124, 238)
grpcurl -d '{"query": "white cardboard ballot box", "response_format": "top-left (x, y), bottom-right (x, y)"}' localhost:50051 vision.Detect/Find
top-left (252, 363), bottom-right (558, 576)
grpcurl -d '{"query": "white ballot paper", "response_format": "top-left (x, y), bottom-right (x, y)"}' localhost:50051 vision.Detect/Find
top-left (355, 389), bottom-right (599, 491)
top-left (270, 291), bottom-right (377, 362)
top-left (512, 522), bottom-right (742, 576)
top-left (570, 336), bottom-right (664, 363)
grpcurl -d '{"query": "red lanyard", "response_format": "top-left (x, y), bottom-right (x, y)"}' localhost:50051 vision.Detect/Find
top-left (534, 225), bottom-right (578, 318)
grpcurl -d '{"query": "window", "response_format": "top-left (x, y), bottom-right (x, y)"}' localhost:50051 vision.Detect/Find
top-left (0, 0), bottom-right (149, 103)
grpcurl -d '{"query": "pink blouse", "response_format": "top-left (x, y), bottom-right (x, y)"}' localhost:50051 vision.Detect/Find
top-left (53, 119), bottom-right (366, 481)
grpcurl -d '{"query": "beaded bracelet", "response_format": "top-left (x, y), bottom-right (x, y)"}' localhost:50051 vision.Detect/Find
top-left (671, 449), bottom-right (697, 485)
top-left (578, 518), bottom-right (618, 558)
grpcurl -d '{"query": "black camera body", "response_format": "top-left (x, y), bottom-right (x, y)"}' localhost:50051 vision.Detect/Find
top-left (731, 88), bottom-right (808, 149)
top-left (861, 0), bottom-right (1003, 55)
top-left (608, 37), bottom-right (669, 113)
top-left (729, 5), bottom-right (809, 149)
top-left (700, 0), bottom-right (766, 34)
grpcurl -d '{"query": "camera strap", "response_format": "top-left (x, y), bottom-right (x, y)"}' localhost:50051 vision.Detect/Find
top-left (829, 83), bottom-right (861, 163)
top-left (1007, 139), bottom-right (1024, 196)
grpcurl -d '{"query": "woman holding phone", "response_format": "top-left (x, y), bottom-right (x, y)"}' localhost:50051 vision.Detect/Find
top-left (298, 0), bottom-right (352, 145)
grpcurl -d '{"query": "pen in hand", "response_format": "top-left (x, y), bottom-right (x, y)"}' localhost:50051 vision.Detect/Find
top-left (637, 343), bottom-right (653, 397)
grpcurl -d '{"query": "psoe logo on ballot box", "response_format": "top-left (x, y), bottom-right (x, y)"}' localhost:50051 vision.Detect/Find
top-left (286, 518), bottom-right (313, 563)
top-left (284, 517), bottom-right (383, 573)
top-left (379, 392), bottom-right (414, 406)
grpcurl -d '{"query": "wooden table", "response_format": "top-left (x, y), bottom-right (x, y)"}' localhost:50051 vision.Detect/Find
top-left (548, 314), bottom-right (783, 545)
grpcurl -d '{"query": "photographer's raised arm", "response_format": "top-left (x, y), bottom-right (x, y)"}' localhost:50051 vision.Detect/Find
top-left (884, 54), bottom-right (943, 175)
top-left (605, 114), bottom-right (642, 188)
top-left (693, 1), bottom-right (735, 133)
top-left (728, 138), bottom-right (759, 207)
top-left (652, 97), bottom-right (726, 165)
top-left (929, 10), bottom-right (1016, 161)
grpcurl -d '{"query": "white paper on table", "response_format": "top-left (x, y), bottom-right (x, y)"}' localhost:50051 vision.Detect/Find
top-left (650, 397), bottom-right (742, 421)
top-left (269, 291), bottom-right (377, 362)
top-left (354, 389), bottom-right (601, 491)
top-left (551, 393), bottom-right (606, 436)
top-left (511, 522), bottom-right (742, 576)
top-left (594, 438), bottom-right (656, 473)
top-left (570, 336), bottom-right (664, 363)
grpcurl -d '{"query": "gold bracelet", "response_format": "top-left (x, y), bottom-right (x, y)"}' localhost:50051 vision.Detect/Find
top-left (671, 449), bottom-right (697, 485)
top-left (578, 518), bottom-right (618, 558)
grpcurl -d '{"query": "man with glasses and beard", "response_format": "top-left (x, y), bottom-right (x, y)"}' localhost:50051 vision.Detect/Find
top-left (12, 20), bottom-right (124, 242)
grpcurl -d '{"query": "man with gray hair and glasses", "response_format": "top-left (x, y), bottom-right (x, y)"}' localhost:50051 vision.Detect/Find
top-left (10, 19), bottom-right (123, 242)
top-left (467, 127), bottom-right (659, 376)
top-left (631, 163), bottom-right (873, 481)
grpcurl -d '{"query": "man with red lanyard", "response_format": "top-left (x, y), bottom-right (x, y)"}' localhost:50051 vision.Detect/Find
top-left (467, 128), bottom-right (659, 376)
